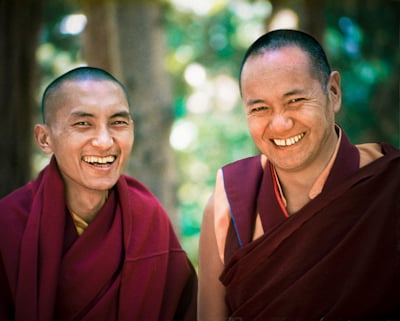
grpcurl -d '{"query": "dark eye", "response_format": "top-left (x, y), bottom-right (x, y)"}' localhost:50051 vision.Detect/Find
top-left (112, 120), bottom-right (129, 126)
top-left (249, 106), bottom-right (268, 114)
top-left (73, 121), bottom-right (90, 127)
top-left (289, 97), bottom-right (305, 103)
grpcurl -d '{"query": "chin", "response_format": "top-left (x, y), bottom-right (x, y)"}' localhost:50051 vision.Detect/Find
top-left (89, 179), bottom-right (119, 191)
top-left (273, 157), bottom-right (305, 171)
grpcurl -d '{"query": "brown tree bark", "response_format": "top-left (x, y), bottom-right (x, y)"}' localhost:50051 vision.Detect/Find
top-left (268, 0), bottom-right (326, 42)
top-left (0, 0), bottom-right (43, 197)
top-left (82, 0), bottom-right (179, 228)
top-left (81, 0), bottom-right (122, 77)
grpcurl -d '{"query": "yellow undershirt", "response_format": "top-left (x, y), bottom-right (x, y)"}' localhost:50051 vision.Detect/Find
top-left (68, 190), bottom-right (109, 236)
top-left (70, 211), bottom-right (88, 236)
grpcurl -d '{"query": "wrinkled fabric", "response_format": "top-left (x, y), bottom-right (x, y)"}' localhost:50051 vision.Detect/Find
top-left (220, 135), bottom-right (400, 320)
top-left (0, 157), bottom-right (197, 321)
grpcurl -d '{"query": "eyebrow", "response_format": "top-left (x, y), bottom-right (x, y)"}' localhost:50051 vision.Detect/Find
top-left (69, 110), bottom-right (132, 119)
top-left (282, 89), bottom-right (306, 97)
top-left (110, 111), bottom-right (132, 119)
top-left (70, 111), bottom-right (94, 118)
top-left (246, 89), bottom-right (307, 106)
top-left (246, 99), bottom-right (266, 107)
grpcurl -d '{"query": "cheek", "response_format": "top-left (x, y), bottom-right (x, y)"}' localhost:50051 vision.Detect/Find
top-left (312, 108), bottom-right (335, 128)
top-left (48, 134), bottom-right (82, 159)
top-left (247, 118), bottom-right (267, 138)
top-left (325, 107), bottom-right (336, 123)
top-left (119, 132), bottom-right (134, 153)
top-left (301, 104), bottom-right (331, 125)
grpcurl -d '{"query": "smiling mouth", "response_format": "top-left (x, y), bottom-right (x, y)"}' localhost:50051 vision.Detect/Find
top-left (82, 155), bottom-right (116, 167)
top-left (272, 133), bottom-right (305, 147)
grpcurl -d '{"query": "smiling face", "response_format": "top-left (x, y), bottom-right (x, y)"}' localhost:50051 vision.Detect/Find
top-left (35, 79), bottom-right (134, 195)
top-left (241, 46), bottom-right (341, 174)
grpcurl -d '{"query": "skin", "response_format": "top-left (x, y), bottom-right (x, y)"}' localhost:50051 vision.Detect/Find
top-left (242, 46), bottom-right (341, 213)
top-left (34, 79), bottom-right (134, 223)
top-left (198, 45), bottom-right (342, 320)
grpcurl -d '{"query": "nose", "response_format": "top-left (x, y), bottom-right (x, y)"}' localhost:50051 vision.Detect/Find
top-left (92, 126), bottom-right (114, 148)
top-left (269, 113), bottom-right (293, 132)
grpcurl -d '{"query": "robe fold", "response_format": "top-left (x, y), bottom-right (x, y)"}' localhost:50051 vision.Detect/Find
top-left (219, 134), bottom-right (400, 320)
top-left (0, 157), bottom-right (197, 321)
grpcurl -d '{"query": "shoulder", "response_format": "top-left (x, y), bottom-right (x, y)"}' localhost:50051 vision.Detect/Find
top-left (356, 142), bottom-right (400, 168)
top-left (220, 155), bottom-right (266, 197)
top-left (120, 174), bottom-right (162, 205)
top-left (213, 155), bottom-right (264, 216)
top-left (118, 174), bottom-right (171, 225)
top-left (0, 183), bottom-right (34, 253)
top-left (0, 164), bottom-right (49, 220)
top-left (356, 143), bottom-right (384, 167)
top-left (0, 182), bottom-right (34, 223)
top-left (222, 155), bottom-right (264, 172)
top-left (211, 155), bottom-right (266, 263)
top-left (118, 175), bottom-right (186, 258)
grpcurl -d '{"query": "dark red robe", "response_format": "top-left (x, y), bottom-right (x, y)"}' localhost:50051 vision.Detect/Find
top-left (220, 133), bottom-right (400, 320)
top-left (0, 157), bottom-right (197, 321)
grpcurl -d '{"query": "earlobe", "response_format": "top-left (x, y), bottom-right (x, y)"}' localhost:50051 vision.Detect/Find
top-left (34, 124), bottom-right (53, 154)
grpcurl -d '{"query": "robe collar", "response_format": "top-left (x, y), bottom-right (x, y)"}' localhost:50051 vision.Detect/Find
top-left (258, 127), bottom-right (360, 233)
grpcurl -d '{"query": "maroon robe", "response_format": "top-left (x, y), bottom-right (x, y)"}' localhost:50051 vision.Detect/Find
top-left (220, 133), bottom-right (400, 320)
top-left (0, 157), bottom-right (197, 321)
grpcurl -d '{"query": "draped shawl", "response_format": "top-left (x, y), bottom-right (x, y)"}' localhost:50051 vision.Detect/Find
top-left (0, 157), bottom-right (197, 321)
top-left (220, 134), bottom-right (400, 320)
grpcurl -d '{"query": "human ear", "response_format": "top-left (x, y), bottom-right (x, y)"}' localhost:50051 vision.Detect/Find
top-left (328, 71), bottom-right (342, 113)
top-left (34, 124), bottom-right (53, 154)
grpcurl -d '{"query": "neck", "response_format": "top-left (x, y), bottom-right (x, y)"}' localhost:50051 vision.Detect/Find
top-left (277, 172), bottom-right (316, 214)
top-left (275, 131), bottom-right (339, 214)
top-left (66, 188), bottom-right (109, 223)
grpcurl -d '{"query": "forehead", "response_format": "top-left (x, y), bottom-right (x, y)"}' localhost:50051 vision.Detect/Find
top-left (60, 79), bottom-right (126, 101)
top-left (240, 47), bottom-right (324, 105)
top-left (242, 46), bottom-right (311, 79)
top-left (241, 47), bottom-right (315, 91)
top-left (47, 79), bottom-right (129, 118)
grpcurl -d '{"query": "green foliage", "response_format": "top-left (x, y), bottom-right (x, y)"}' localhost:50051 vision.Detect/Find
top-left (35, 1), bottom-right (399, 263)
top-left (164, 1), bottom-right (399, 262)
top-left (164, 3), bottom-right (265, 262)
top-left (33, 0), bottom-right (85, 176)
top-left (325, 1), bottom-right (399, 146)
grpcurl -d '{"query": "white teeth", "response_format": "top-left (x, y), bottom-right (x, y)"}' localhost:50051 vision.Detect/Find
top-left (83, 155), bottom-right (116, 164)
top-left (273, 133), bottom-right (304, 147)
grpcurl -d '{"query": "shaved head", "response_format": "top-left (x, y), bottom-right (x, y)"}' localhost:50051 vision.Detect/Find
top-left (239, 29), bottom-right (332, 94)
top-left (41, 66), bottom-right (130, 124)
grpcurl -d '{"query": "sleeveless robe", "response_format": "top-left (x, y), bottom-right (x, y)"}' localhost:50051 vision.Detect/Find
top-left (220, 133), bottom-right (400, 320)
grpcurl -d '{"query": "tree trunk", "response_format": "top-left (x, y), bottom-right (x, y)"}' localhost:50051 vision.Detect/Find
top-left (82, 0), bottom-right (178, 228)
top-left (0, 0), bottom-right (43, 197)
top-left (268, 0), bottom-right (326, 43)
top-left (82, 0), bottom-right (122, 78)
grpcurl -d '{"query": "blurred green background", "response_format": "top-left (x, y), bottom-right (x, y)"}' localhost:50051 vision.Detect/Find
top-left (1, 0), bottom-right (399, 266)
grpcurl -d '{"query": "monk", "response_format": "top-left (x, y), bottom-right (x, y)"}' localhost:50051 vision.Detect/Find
top-left (198, 29), bottom-right (400, 320)
top-left (0, 66), bottom-right (197, 321)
